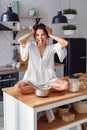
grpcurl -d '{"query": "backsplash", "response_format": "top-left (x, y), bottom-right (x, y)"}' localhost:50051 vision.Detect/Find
top-left (0, 31), bottom-right (16, 66)
top-left (0, 0), bottom-right (52, 66)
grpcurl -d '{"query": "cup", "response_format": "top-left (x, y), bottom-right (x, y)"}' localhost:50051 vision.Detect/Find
top-left (16, 62), bottom-right (21, 68)
top-left (12, 62), bottom-right (16, 68)
top-left (29, 9), bottom-right (35, 16)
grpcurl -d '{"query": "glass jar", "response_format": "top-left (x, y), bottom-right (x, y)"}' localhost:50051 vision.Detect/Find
top-left (69, 75), bottom-right (79, 92)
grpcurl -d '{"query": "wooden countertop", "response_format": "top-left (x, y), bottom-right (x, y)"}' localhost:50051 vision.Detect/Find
top-left (2, 85), bottom-right (87, 108)
top-left (0, 63), bottom-right (64, 74)
top-left (0, 65), bottom-right (27, 74)
top-left (55, 63), bottom-right (64, 66)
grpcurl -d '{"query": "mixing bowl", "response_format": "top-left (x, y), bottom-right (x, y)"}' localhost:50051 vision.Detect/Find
top-left (35, 86), bottom-right (50, 97)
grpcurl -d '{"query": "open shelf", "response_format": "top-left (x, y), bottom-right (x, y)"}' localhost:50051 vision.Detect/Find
top-left (19, 15), bottom-right (42, 24)
top-left (38, 112), bottom-right (87, 130)
top-left (12, 15), bottom-right (42, 40)
top-left (13, 29), bottom-right (31, 32)
top-left (19, 15), bottom-right (42, 19)
top-left (12, 29), bottom-right (31, 39)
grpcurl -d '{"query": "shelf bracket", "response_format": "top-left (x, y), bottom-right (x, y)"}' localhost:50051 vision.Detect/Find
top-left (36, 18), bottom-right (41, 24)
top-left (13, 31), bottom-right (18, 40)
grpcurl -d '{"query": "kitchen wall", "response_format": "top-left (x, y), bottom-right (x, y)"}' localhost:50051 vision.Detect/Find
top-left (0, 0), bottom-right (87, 69)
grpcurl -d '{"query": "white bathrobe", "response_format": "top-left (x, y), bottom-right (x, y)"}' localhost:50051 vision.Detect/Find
top-left (20, 41), bottom-right (67, 86)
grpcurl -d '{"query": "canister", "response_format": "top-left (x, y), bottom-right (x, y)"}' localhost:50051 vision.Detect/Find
top-left (69, 75), bottom-right (79, 92)
top-left (12, 0), bottom-right (19, 15)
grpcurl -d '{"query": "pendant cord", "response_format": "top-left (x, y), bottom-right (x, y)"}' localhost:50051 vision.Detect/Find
top-left (59, 0), bottom-right (61, 11)
top-left (69, 0), bottom-right (71, 9)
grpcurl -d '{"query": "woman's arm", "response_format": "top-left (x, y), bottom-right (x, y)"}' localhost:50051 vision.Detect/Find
top-left (18, 29), bottom-right (35, 48)
top-left (18, 29), bottom-right (35, 61)
top-left (46, 26), bottom-right (68, 48)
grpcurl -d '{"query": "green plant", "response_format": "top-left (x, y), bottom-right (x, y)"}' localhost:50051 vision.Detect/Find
top-left (63, 8), bottom-right (77, 15)
top-left (62, 24), bottom-right (77, 30)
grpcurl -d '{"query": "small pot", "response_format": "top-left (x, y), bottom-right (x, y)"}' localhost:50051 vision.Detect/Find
top-left (35, 86), bottom-right (50, 97)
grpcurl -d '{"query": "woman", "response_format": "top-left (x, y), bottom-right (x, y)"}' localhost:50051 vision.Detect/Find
top-left (14, 23), bottom-right (69, 94)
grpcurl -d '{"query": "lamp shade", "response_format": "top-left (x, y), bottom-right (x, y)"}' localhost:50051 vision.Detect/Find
top-left (1, 5), bottom-right (19, 22)
top-left (52, 11), bottom-right (68, 23)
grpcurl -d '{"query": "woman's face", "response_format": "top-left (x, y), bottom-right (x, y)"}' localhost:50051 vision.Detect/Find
top-left (35, 29), bottom-right (48, 46)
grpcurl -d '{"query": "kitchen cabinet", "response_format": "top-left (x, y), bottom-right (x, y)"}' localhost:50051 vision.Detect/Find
top-left (13, 15), bottom-right (42, 39)
top-left (55, 63), bottom-right (64, 78)
top-left (19, 71), bottom-right (25, 80)
top-left (2, 85), bottom-right (87, 130)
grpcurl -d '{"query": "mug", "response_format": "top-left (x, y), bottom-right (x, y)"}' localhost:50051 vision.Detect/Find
top-left (16, 62), bottom-right (21, 68)
top-left (29, 10), bottom-right (35, 16)
top-left (12, 62), bottom-right (16, 68)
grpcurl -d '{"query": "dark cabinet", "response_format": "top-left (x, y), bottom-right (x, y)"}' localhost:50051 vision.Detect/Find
top-left (53, 38), bottom-right (86, 76)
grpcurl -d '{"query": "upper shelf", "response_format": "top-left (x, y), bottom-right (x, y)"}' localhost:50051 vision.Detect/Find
top-left (13, 15), bottom-right (42, 40)
top-left (19, 15), bottom-right (42, 18)
top-left (19, 15), bottom-right (42, 24)
top-left (0, 23), bottom-right (12, 31)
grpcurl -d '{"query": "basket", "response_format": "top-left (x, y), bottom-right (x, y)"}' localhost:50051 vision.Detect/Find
top-left (82, 122), bottom-right (87, 130)
top-left (58, 105), bottom-right (69, 117)
top-left (72, 101), bottom-right (87, 113)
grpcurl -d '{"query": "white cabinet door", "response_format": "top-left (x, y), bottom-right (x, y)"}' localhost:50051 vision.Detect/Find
top-left (19, 71), bottom-right (25, 80)
top-left (3, 93), bottom-right (19, 130)
top-left (55, 65), bottom-right (64, 78)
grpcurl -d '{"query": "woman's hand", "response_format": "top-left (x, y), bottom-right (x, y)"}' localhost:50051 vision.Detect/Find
top-left (31, 28), bottom-right (35, 36)
top-left (47, 79), bottom-right (69, 91)
top-left (14, 81), bottom-right (35, 94)
top-left (46, 26), bottom-right (52, 37)
top-left (18, 28), bottom-right (35, 47)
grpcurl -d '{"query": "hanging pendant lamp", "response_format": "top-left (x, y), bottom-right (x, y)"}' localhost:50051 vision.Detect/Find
top-left (1, 4), bottom-right (19, 22)
top-left (52, 0), bottom-right (68, 23)
top-left (52, 11), bottom-right (68, 23)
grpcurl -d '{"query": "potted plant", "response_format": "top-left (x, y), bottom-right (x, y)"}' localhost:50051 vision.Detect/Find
top-left (62, 24), bottom-right (77, 35)
top-left (63, 8), bottom-right (77, 20)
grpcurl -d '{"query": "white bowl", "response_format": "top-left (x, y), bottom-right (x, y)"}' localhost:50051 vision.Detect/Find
top-left (35, 86), bottom-right (50, 97)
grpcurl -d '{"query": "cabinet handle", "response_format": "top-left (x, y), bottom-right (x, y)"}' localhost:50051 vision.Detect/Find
top-left (80, 56), bottom-right (86, 59)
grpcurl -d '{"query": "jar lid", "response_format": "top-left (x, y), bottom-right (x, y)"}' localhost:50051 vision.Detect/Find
top-left (69, 74), bottom-right (79, 79)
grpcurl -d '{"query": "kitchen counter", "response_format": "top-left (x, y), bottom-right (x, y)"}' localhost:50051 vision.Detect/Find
top-left (0, 65), bottom-right (27, 74)
top-left (0, 63), bottom-right (64, 74)
top-left (2, 85), bottom-right (86, 108)
top-left (2, 85), bottom-right (87, 130)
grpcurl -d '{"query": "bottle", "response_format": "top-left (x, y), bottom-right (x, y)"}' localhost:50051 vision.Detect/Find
top-left (12, 0), bottom-right (19, 15)
top-left (16, 22), bottom-right (21, 30)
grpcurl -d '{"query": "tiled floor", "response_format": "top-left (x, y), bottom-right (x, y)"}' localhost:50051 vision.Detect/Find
top-left (0, 116), bottom-right (4, 130)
